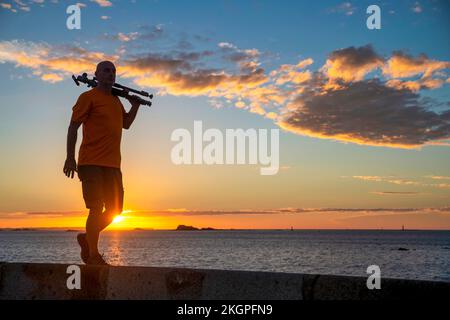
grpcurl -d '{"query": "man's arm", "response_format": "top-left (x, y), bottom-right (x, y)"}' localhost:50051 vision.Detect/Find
top-left (63, 121), bottom-right (82, 179)
top-left (123, 95), bottom-right (142, 130)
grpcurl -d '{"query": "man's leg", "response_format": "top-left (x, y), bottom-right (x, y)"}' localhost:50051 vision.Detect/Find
top-left (79, 165), bottom-right (106, 260)
top-left (86, 206), bottom-right (103, 257)
top-left (84, 207), bottom-right (116, 262)
top-left (101, 167), bottom-right (124, 231)
top-left (81, 166), bottom-right (123, 264)
top-left (86, 167), bottom-right (123, 258)
top-left (98, 209), bottom-right (117, 231)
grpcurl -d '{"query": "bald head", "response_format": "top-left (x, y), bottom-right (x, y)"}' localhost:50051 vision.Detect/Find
top-left (95, 61), bottom-right (116, 87)
top-left (96, 61), bottom-right (115, 73)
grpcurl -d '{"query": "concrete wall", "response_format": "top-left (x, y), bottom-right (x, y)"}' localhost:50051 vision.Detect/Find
top-left (0, 262), bottom-right (449, 300)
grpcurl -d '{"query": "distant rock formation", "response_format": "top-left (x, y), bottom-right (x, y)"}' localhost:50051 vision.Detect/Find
top-left (175, 225), bottom-right (216, 231)
top-left (176, 225), bottom-right (199, 231)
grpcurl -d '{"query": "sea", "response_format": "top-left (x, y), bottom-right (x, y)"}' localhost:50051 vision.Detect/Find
top-left (0, 229), bottom-right (449, 282)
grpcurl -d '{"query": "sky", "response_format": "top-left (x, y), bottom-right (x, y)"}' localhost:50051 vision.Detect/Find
top-left (0, 0), bottom-right (449, 230)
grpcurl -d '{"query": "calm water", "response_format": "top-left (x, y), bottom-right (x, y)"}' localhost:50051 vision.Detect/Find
top-left (0, 229), bottom-right (449, 282)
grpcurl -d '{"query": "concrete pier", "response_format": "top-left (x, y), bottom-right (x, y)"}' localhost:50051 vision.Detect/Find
top-left (0, 262), bottom-right (448, 300)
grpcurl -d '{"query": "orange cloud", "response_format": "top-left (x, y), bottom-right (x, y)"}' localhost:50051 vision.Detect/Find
top-left (385, 77), bottom-right (445, 92)
top-left (41, 73), bottom-right (63, 83)
top-left (271, 58), bottom-right (313, 85)
top-left (321, 45), bottom-right (384, 82)
top-left (426, 175), bottom-right (450, 180)
top-left (383, 51), bottom-right (450, 79)
top-left (117, 32), bottom-right (139, 42)
top-left (350, 175), bottom-right (450, 188)
top-left (352, 176), bottom-right (420, 185)
top-left (91, 0), bottom-right (112, 7)
top-left (0, 40), bottom-right (117, 75)
top-left (278, 78), bottom-right (450, 149)
top-left (1, 40), bottom-right (449, 149)
top-left (1, 2), bottom-right (12, 9)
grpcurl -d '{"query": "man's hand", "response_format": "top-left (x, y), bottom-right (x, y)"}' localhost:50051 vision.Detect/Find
top-left (63, 158), bottom-right (77, 179)
top-left (125, 94), bottom-right (142, 107)
top-left (123, 92), bottom-right (142, 129)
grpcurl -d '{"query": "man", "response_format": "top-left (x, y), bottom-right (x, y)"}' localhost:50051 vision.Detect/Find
top-left (63, 61), bottom-right (141, 265)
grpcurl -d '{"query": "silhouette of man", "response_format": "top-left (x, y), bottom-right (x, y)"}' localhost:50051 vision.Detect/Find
top-left (63, 61), bottom-right (142, 265)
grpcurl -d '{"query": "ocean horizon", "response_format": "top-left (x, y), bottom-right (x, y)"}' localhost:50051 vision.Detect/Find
top-left (1, 229), bottom-right (449, 283)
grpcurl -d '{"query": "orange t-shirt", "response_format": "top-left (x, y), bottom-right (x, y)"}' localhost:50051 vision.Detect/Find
top-left (71, 88), bottom-right (126, 168)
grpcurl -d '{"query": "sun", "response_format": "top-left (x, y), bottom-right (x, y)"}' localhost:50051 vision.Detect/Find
top-left (112, 215), bottom-right (125, 224)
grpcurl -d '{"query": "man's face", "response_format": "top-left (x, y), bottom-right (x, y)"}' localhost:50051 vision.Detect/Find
top-left (95, 62), bottom-right (116, 86)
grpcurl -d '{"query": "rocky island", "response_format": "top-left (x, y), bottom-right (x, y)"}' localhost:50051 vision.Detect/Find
top-left (175, 224), bottom-right (216, 231)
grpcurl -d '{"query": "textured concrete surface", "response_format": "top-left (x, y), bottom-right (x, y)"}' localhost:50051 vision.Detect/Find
top-left (0, 262), bottom-right (448, 300)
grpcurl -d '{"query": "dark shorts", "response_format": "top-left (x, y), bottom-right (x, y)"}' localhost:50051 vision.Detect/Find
top-left (77, 165), bottom-right (124, 214)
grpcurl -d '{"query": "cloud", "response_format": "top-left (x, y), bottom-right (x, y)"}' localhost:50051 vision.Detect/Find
top-left (0, 40), bottom-right (118, 75)
top-left (0, 211), bottom-right (83, 219)
top-left (1, 2), bottom-right (17, 12)
top-left (371, 191), bottom-right (421, 195)
top-left (411, 1), bottom-right (422, 13)
top-left (91, 0), bottom-right (111, 7)
top-left (122, 53), bottom-right (195, 72)
top-left (218, 42), bottom-right (236, 50)
top-left (116, 32), bottom-right (139, 42)
top-left (352, 176), bottom-right (420, 185)
top-left (271, 59), bottom-right (313, 85)
top-left (100, 15), bottom-right (110, 20)
top-left (218, 41), bottom-right (262, 73)
top-left (265, 112), bottom-right (278, 120)
top-left (383, 51), bottom-right (450, 79)
top-left (26, 211), bottom-right (80, 216)
top-left (1, 39), bottom-right (449, 149)
top-left (349, 175), bottom-right (450, 188)
top-left (1, 207), bottom-right (449, 222)
top-left (104, 25), bottom-right (165, 42)
top-left (385, 77), bottom-right (445, 92)
top-left (112, 207), bottom-right (450, 216)
top-left (426, 175), bottom-right (450, 180)
top-left (321, 45), bottom-right (384, 82)
top-left (119, 46), bottom-right (269, 97)
top-left (220, 44), bottom-right (260, 63)
top-left (278, 78), bottom-right (450, 148)
top-left (2, 0), bottom-right (59, 12)
top-left (41, 72), bottom-right (63, 83)
top-left (0, 39), bottom-right (270, 104)
top-left (329, 2), bottom-right (356, 16)
top-left (137, 24), bottom-right (165, 40)
top-left (131, 67), bottom-right (268, 97)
